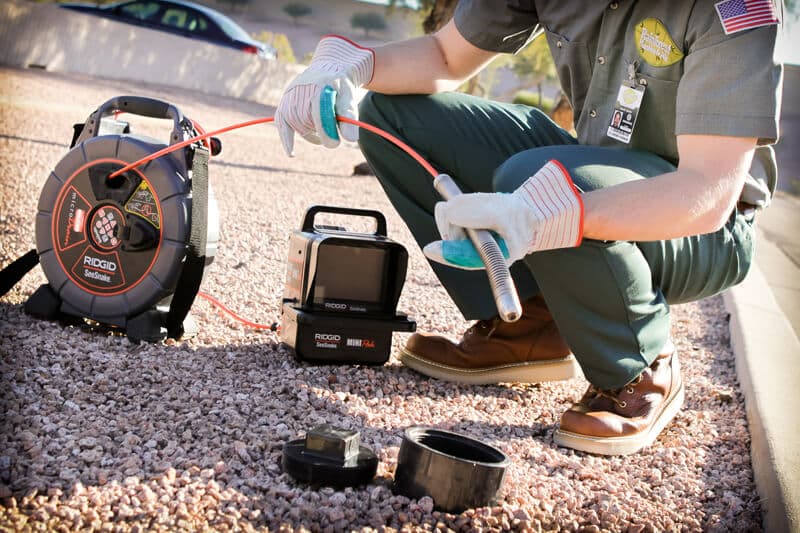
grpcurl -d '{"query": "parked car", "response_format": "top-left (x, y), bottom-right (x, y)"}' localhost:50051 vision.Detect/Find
top-left (60, 0), bottom-right (276, 59)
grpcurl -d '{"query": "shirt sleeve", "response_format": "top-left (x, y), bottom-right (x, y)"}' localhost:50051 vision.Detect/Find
top-left (453, 0), bottom-right (539, 53)
top-left (675, 2), bottom-right (783, 145)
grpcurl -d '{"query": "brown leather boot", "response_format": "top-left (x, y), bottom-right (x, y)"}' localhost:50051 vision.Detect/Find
top-left (398, 294), bottom-right (580, 384)
top-left (553, 342), bottom-right (684, 455)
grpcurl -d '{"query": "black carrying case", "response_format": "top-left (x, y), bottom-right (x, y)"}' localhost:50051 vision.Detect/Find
top-left (279, 206), bottom-right (415, 365)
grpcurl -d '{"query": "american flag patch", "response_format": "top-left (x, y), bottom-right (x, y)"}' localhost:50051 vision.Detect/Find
top-left (715, 0), bottom-right (780, 35)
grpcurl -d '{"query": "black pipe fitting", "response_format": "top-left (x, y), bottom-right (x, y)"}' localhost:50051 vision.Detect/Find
top-left (282, 424), bottom-right (378, 488)
top-left (393, 426), bottom-right (510, 513)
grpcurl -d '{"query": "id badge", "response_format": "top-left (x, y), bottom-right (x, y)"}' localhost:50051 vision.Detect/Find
top-left (606, 83), bottom-right (645, 144)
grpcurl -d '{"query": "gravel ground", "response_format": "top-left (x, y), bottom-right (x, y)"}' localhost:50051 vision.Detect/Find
top-left (0, 67), bottom-right (761, 532)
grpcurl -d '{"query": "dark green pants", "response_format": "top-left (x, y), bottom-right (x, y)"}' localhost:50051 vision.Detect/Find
top-left (358, 92), bottom-right (755, 388)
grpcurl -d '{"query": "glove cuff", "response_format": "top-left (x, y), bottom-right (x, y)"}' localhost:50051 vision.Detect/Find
top-left (513, 160), bottom-right (584, 251)
top-left (314, 35), bottom-right (375, 86)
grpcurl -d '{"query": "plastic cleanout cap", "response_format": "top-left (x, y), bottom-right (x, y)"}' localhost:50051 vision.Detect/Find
top-left (393, 426), bottom-right (510, 513)
top-left (282, 424), bottom-right (378, 488)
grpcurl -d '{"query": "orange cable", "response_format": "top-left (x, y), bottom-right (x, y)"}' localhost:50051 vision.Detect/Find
top-left (109, 116), bottom-right (439, 178)
top-left (336, 116), bottom-right (438, 178)
top-left (105, 114), bottom-right (440, 331)
top-left (109, 117), bottom-right (275, 178)
top-left (197, 291), bottom-right (278, 331)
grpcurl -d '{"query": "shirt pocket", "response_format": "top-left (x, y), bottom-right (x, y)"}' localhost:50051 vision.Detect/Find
top-left (630, 74), bottom-right (679, 164)
top-left (544, 28), bottom-right (592, 118)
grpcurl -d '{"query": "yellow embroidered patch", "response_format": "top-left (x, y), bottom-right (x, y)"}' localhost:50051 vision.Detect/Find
top-left (635, 18), bottom-right (684, 67)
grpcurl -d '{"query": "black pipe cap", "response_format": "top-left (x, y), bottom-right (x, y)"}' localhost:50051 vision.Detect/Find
top-left (282, 425), bottom-right (378, 488)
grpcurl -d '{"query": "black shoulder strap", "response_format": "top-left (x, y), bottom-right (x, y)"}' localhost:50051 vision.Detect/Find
top-left (165, 146), bottom-right (210, 339)
top-left (0, 249), bottom-right (39, 297)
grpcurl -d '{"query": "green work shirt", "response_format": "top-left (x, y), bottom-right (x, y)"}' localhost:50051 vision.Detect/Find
top-left (454, 0), bottom-right (784, 207)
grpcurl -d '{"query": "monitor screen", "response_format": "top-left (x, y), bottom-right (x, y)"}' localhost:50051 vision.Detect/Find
top-left (313, 244), bottom-right (387, 304)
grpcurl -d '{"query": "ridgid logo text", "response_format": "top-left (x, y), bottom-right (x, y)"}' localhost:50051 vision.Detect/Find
top-left (83, 256), bottom-right (117, 272)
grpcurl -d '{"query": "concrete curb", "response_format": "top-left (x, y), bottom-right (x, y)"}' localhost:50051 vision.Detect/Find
top-left (723, 262), bottom-right (800, 533)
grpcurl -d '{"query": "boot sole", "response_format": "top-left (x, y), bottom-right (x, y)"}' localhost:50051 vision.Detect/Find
top-left (397, 348), bottom-right (582, 385)
top-left (552, 381), bottom-right (685, 456)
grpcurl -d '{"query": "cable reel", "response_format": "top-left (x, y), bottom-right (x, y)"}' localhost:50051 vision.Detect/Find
top-left (1, 91), bottom-right (521, 344)
top-left (27, 96), bottom-right (219, 342)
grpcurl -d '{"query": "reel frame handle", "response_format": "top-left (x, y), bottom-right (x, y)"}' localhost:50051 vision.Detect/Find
top-left (84, 95), bottom-right (188, 147)
top-left (302, 205), bottom-right (388, 238)
top-left (97, 95), bottom-right (184, 122)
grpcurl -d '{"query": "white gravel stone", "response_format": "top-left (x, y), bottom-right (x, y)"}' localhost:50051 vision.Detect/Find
top-left (0, 67), bottom-right (762, 532)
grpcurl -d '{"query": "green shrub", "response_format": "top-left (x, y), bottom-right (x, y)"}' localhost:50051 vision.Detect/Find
top-left (252, 31), bottom-right (296, 63)
top-left (283, 3), bottom-right (312, 24)
top-left (350, 12), bottom-right (387, 37)
top-left (512, 91), bottom-right (555, 114)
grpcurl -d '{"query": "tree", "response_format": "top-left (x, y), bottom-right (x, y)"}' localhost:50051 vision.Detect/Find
top-left (252, 31), bottom-right (296, 63)
top-left (509, 33), bottom-right (557, 106)
top-left (350, 12), bottom-right (387, 37)
top-left (388, 0), bottom-right (456, 34)
top-left (283, 3), bottom-right (311, 25)
top-left (419, 0), bottom-right (457, 34)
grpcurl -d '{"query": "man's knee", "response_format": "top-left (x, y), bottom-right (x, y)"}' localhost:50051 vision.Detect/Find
top-left (358, 91), bottom-right (403, 127)
top-left (357, 92), bottom-right (382, 157)
top-left (492, 146), bottom-right (573, 193)
top-left (357, 92), bottom-right (400, 157)
top-left (493, 145), bottom-right (675, 194)
top-left (357, 91), bottom-right (380, 123)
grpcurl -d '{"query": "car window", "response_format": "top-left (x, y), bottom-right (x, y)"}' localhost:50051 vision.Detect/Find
top-left (186, 15), bottom-right (209, 33)
top-left (160, 8), bottom-right (189, 29)
top-left (118, 1), bottom-right (160, 21)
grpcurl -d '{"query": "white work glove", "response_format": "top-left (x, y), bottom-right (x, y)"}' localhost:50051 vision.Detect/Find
top-left (275, 35), bottom-right (374, 156)
top-left (423, 160), bottom-right (584, 270)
